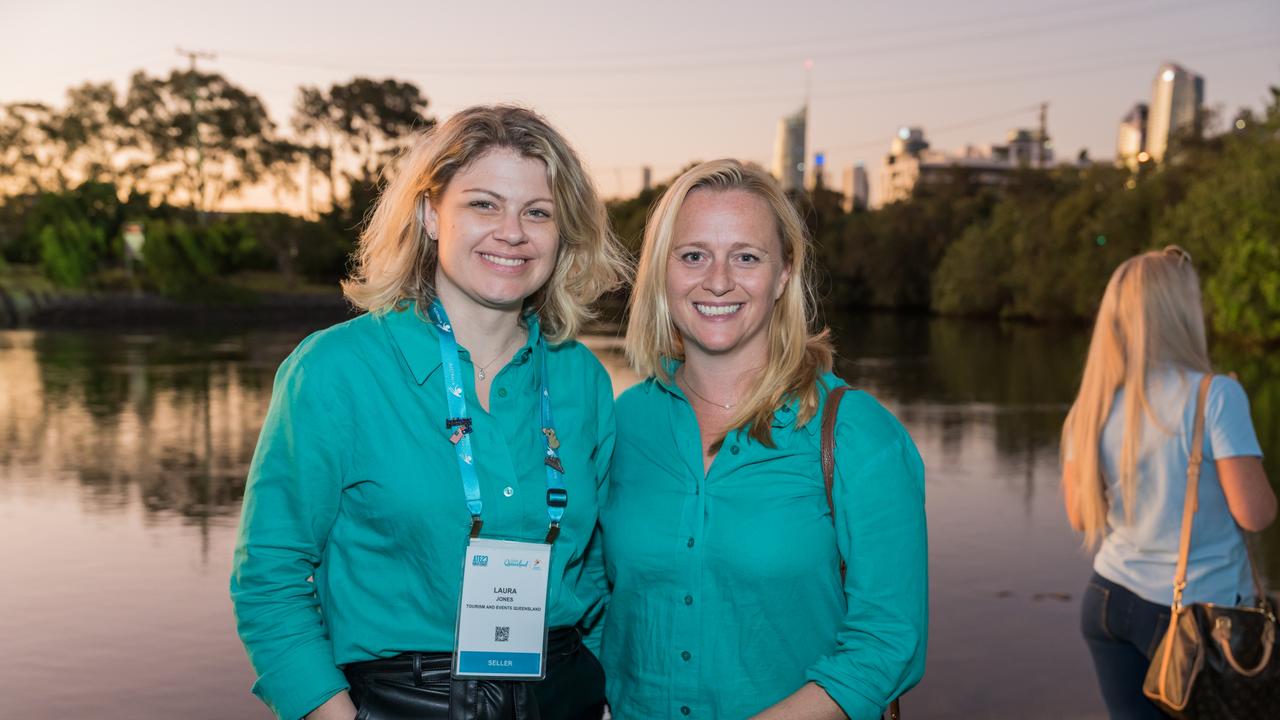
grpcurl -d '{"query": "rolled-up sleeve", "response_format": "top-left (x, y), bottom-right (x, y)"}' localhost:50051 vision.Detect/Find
top-left (230, 345), bottom-right (351, 720)
top-left (806, 403), bottom-right (928, 720)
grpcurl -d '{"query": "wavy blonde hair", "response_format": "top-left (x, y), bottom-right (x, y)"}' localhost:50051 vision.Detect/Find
top-left (1062, 246), bottom-right (1211, 549)
top-left (626, 159), bottom-right (833, 446)
top-left (342, 105), bottom-right (629, 342)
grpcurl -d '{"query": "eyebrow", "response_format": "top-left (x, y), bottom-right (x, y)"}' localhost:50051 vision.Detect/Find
top-left (460, 188), bottom-right (554, 205)
top-left (672, 240), bottom-right (771, 254)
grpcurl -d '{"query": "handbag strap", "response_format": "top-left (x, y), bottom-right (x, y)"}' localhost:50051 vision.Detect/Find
top-left (1171, 374), bottom-right (1214, 612)
top-left (819, 384), bottom-right (903, 720)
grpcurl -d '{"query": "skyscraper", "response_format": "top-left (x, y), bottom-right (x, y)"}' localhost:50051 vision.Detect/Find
top-left (1145, 62), bottom-right (1204, 163)
top-left (771, 107), bottom-right (806, 192)
top-left (1116, 103), bottom-right (1148, 170)
top-left (842, 163), bottom-right (869, 212)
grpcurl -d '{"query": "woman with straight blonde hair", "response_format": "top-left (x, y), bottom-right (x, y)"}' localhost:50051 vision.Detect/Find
top-left (232, 105), bottom-right (629, 720)
top-left (1062, 246), bottom-right (1275, 718)
top-left (599, 159), bottom-right (927, 719)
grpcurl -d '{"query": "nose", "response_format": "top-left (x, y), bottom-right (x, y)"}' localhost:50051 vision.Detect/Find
top-left (493, 208), bottom-right (527, 245)
top-left (702, 257), bottom-right (733, 296)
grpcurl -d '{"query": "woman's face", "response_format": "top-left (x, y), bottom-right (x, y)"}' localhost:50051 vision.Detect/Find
top-left (427, 147), bottom-right (559, 314)
top-left (665, 188), bottom-right (790, 365)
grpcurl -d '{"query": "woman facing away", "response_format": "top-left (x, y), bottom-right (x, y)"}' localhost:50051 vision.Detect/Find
top-left (1061, 246), bottom-right (1276, 719)
top-left (599, 160), bottom-right (928, 719)
top-left (230, 105), bottom-right (630, 720)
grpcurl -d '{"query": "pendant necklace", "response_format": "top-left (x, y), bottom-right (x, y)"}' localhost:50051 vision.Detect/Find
top-left (680, 370), bottom-right (737, 410)
top-left (475, 335), bottom-right (519, 382)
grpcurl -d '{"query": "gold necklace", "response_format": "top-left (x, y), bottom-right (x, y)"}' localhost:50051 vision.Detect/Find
top-left (680, 371), bottom-right (737, 410)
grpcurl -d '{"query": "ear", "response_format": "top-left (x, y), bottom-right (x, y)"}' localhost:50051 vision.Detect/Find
top-left (775, 262), bottom-right (792, 300)
top-left (418, 194), bottom-right (440, 240)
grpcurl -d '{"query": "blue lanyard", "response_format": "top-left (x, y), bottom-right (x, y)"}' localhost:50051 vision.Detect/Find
top-left (427, 300), bottom-right (568, 543)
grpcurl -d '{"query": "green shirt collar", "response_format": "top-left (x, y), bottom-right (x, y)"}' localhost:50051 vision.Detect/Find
top-left (381, 299), bottom-right (542, 386)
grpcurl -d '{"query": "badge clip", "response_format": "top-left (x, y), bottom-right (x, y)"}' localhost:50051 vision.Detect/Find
top-left (447, 417), bottom-right (473, 445)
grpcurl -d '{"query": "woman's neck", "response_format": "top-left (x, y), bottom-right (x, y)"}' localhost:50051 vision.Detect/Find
top-left (433, 284), bottom-right (527, 363)
top-left (680, 346), bottom-right (766, 407)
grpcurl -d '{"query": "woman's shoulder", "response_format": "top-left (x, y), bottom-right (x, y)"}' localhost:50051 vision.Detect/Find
top-left (545, 337), bottom-right (611, 386)
top-left (614, 377), bottom-right (669, 420)
top-left (279, 312), bottom-right (380, 377)
top-left (821, 372), bottom-right (914, 454)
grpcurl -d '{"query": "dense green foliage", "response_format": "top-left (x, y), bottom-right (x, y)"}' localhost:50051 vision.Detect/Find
top-left (809, 85), bottom-right (1280, 344)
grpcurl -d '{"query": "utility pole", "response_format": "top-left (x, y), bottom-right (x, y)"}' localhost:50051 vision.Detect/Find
top-left (176, 47), bottom-right (215, 221)
top-left (1038, 101), bottom-right (1050, 168)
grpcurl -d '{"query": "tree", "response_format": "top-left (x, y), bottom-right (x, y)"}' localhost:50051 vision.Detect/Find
top-left (292, 78), bottom-right (434, 213)
top-left (121, 69), bottom-right (283, 211)
top-left (0, 102), bottom-right (64, 194)
top-left (54, 81), bottom-right (130, 189)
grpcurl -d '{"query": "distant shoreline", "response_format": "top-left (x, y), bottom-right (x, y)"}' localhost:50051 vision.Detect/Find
top-left (0, 285), bottom-right (355, 329)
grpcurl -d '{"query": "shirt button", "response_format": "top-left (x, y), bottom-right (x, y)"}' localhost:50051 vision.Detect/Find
top-left (729, 445), bottom-right (740, 455)
top-left (684, 594), bottom-right (693, 605)
top-left (503, 486), bottom-right (514, 497)
top-left (681, 650), bottom-right (691, 661)
top-left (686, 537), bottom-right (695, 549)
top-left (496, 388), bottom-right (508, 398)
top-left (680, 707), bottom-right (691, 716)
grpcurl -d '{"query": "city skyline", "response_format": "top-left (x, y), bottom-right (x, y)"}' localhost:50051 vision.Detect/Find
top-left (2, 0), bottom-right (1278, 210)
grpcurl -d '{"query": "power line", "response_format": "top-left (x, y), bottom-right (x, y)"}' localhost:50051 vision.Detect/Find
top-left (212, 0), bottom-right (1259, 78)
top-left (544, 34), bottom-right (1276, 111)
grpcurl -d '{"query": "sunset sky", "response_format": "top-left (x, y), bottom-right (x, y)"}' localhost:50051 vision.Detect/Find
top-left (3, 0), bottom-right (1278, 206)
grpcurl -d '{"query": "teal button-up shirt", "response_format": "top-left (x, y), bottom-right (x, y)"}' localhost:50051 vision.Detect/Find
top-left (599, 369), bottom-right (927, 720)
top-left (230, 302), bottom-right (614, 720)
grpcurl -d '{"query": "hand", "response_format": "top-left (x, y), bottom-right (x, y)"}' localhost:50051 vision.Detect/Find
top-left (305, 691), bottom-right (358, 720)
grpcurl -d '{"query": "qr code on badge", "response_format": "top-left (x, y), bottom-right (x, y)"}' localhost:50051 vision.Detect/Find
top-left (495, 626), bottom-right (510, 642)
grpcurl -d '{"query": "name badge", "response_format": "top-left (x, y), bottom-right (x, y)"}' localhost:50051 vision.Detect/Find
top-left (453, 538), bottom-right (552, 679)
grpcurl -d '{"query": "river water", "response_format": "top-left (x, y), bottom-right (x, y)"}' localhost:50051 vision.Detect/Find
top-left (1, 314), bottom-right (1276, 719)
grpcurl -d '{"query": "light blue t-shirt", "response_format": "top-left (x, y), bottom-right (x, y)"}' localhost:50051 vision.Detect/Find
top-left (1093, 369), bottom-right (1263, 606)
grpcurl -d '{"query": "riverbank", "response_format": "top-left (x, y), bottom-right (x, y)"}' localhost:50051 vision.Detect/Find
top-left (0, 267), bottom-right (353, 328)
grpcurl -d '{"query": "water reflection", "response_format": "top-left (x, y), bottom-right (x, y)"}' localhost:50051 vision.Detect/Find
top-left (0, 316), bottom-right (1276, 719)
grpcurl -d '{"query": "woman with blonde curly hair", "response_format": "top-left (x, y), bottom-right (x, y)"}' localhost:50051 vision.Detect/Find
top-left (600, 160), bottom-right (927, 719)
top-left (1062, 246), bottom-right (1275, 718)
top-left (232, 105), bottom-right (629, 720)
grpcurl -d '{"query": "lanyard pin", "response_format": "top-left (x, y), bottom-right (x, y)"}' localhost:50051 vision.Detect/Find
top-left (542, 428), bottom-right (560, 450)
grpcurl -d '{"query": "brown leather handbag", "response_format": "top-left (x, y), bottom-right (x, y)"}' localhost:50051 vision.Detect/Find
top-left (822, 385), bottom-right (904, 720)
top-left (1142, 374), bottom-right (1280, 718)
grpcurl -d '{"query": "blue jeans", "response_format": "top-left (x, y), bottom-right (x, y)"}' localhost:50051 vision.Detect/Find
top-left (1079, 572), bottom-right (1173, 719)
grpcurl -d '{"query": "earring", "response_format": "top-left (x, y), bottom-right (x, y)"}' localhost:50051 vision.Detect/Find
top-left (428, 232), bottom-right (437, 242)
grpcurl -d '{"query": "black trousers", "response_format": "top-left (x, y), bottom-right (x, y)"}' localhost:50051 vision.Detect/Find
top-left (343, 627), bottom-right (605, 720)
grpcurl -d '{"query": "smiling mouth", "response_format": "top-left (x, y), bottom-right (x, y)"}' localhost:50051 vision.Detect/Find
top-left (480, 253), bottom-right (528, 268)
top-left (694, 303), bottom-right (742, 317)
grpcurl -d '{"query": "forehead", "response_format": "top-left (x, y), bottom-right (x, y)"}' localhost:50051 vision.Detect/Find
top-left (673, 188), bottom-right (779, 246)
top-left (446, 147), bottom-right (551, 197)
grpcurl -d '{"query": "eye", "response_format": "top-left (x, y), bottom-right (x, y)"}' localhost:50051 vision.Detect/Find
top-left (679, 250), bottom-right (706, 263)
top-left (526, 207), bottom-right (553, 220)
top-left (469, 200), bottom-right (497, 210)
top-left (736, 252), bottom-right (761, 264)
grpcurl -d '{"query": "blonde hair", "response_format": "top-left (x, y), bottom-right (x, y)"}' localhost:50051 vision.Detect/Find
top-left (1062, 245), bottom-right (1211, 548)
top-left (625, 159), bottom-right (833, 447)
top-left (342, 105), bottom-right (629, 342)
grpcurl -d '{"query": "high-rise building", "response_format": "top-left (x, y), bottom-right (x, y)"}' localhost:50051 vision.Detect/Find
top-left (841, 163), bottom-right (869, 212)
top-left (878, 124), bottom-right (1047, 207)
top-left (1145, 62), bottom-right (1204, 163)
top-left (641, 166), bottom-right (652, 192)
top-left (771, 107), bottom-right (807, 192)
top-left (1116, 103), bottom-right (1149, 170)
